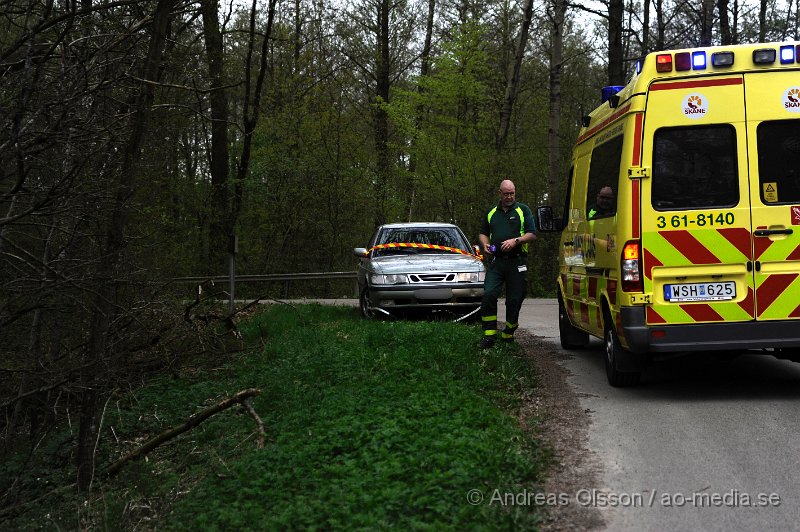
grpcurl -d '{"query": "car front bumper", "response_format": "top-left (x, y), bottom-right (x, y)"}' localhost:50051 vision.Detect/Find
top-left (367, 282), bottom-right (484, 310)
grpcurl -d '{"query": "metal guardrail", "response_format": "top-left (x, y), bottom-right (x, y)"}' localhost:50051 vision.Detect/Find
top-left (173, 272), bottom-right (357, 284)
top-left (174, 272), bottom-right (360, 310)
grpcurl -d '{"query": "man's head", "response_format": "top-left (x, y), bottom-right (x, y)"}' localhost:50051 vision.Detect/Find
top-left (498, 180), bottom-right (516, 208)
top-left (596, 185), bottom-right (614, 213)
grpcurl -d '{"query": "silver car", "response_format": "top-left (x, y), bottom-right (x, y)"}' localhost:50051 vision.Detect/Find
top-left (353, 222), bottom-right (485, 320)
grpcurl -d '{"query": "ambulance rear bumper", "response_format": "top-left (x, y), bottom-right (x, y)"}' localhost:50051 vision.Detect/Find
top-left (621, 306), bottom-right (800, 354)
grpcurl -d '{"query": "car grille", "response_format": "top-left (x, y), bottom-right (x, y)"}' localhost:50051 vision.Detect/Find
top-left (408, 273), bottom-right (456, 283)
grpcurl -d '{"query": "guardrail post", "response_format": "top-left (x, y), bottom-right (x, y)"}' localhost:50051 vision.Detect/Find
top-left (229, 234), bottom-right (238, 313)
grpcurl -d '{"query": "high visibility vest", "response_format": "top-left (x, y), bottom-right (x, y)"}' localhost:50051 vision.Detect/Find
top-left (487, 206), bottom-right (528, 253)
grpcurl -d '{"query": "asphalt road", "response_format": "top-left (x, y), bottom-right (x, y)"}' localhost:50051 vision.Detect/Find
top-left (513, 298), bottom-right (800, 531)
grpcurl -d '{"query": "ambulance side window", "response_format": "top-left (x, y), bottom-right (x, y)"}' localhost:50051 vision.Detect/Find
top-left (651, 125), bottom-right (738, 210)
top-left (757, 119), bottom-right (800, 204)
top-left (585, 136), bottom-right (622, 219)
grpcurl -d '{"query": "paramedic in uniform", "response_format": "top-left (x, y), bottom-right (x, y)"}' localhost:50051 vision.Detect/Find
top-left (478, 180), bottom-right (537, 348)
top-left (588, 185), bottom-right (615, 219)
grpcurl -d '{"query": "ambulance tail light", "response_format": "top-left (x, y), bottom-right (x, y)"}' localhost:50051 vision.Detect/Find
top-left (621, 240), bottom-right (643, 292)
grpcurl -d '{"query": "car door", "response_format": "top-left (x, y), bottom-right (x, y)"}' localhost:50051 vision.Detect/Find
top-left (744, 71), bottom-right (800, 320)
top-left (639, 74), bottom-right (757, 326)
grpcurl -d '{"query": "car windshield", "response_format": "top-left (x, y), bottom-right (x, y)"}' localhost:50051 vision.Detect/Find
top-left (373, 227), bottom-right (471, 257)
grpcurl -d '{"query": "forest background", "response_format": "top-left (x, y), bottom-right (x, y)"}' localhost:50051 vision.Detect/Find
top-left (2, 0), bottom-right (799, 493)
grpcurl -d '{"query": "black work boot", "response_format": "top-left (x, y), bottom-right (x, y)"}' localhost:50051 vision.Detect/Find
top-left (479, 336), bottom-right (496, 349)
top-left (501, 323), bottom-right (518, 343)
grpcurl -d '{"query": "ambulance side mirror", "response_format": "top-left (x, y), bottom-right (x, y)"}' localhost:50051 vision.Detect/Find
top-left (536, 206), bottom-right (563, 233)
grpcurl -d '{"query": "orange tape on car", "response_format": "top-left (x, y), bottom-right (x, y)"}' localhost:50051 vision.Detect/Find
top-left (365, 242), bottom-right (483, 260)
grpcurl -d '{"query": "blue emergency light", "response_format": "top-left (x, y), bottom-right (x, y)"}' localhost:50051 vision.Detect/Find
top-left (601, 85), bottom-right (624, 104)
top-left (692, 51), bottom-right (707, 70)
top-left (780, 45), bottom-right (795, 64)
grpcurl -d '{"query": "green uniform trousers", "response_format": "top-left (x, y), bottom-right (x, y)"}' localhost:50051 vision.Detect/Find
top-left (480, 256), bottom-right (528, 339)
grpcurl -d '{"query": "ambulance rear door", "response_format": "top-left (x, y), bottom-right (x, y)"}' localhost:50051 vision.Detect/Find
top-left (639, 75), bottom-right (757, 326)
top-left (743, 71), bottom-right (800, 321)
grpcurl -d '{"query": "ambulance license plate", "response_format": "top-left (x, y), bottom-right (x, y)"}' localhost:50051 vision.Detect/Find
top-left (664, 282), bottom-right (736, 302)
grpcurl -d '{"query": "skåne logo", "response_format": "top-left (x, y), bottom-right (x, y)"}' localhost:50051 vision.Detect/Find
top-left (783, 87), bottom-right (800, 112)
top-left (682, 94), bottom-right (708, 119)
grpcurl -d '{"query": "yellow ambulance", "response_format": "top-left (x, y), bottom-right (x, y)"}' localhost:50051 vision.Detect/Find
top-left (537, 42), bottom-right (800, 386)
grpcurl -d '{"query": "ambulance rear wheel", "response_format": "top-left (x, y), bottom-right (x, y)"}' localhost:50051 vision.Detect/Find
top-left (604, 318), bottom-right (640, 387)
top-left (558, 297), bottom-right (590, 349)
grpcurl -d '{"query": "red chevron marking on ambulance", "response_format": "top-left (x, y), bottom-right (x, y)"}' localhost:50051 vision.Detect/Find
top-left (717, 227), bottom-right (752, 259)
top-left (659, 230), bottom-right (721, 264)
top-left (790, 302), bottom-right (800, 318)
top-left (607, 280), bottom-right (617, 306)
top-left (752, 226), bottom-right (775, 260)
top-left (786, 243), bottom-right (800, 261)
top-left (589, 276), bottom-right (598, 299)
top-left (680, 303), bottom-right (724, 322)
top-left (647, 307), bottom-right (666, 324)
top-left (580, 303), bottom-right (589, 325)
top-left (756, 274), bottom-right (799, 316)
top-left (738, 287), bottom-right (754, 316)
top-left (643, 248), bottom-right (663, 280)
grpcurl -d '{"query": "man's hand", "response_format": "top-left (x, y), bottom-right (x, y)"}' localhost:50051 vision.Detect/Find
top-left (500, 238), bottom-right (518, 252)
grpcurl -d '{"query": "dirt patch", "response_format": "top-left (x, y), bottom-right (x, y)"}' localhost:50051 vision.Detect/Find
top-left (516, 331), bottom-right (605, 531)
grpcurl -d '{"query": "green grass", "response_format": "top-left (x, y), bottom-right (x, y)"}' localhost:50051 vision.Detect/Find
top-left (3, 304), bottom-right (551, 530)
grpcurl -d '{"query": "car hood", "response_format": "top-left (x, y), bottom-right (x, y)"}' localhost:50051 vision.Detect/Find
top-left (367, 253), bottom-right (484, 274)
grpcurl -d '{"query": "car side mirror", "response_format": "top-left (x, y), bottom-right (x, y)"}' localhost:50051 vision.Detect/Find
top-left (536, 206), bottom-right (563, 233)
top-left (353, 247), bottom-right (369, 258)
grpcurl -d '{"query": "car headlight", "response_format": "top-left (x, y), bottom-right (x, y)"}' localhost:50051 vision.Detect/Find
top-left (370, 274), bottom-right (407, 285)
top-left (457, 272), bottom-right (485, 282)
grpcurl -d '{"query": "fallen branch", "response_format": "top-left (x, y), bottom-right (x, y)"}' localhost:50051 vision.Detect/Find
top-left (241, 399), bottom-right (266, 448)
top-left (102, 388), bottom-right (261, 478)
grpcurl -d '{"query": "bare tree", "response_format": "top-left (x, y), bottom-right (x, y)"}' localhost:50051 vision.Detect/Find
top-left (496, 0), bottom-right (535, 150)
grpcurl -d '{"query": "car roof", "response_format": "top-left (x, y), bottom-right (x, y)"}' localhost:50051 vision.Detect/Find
top-left (379, 222), bottom-right (460, 229)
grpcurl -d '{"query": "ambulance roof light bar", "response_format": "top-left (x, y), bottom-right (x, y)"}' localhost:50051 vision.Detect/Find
top-left (656, 43), bottom-right (800, 73)
top-left (753, 48), bottom-right (776, 64)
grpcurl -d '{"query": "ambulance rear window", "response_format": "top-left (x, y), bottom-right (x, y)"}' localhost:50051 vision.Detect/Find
top-left (757, 120), bottom-right (800, 204)
top-left (651, 125), bottom-right (738, 211)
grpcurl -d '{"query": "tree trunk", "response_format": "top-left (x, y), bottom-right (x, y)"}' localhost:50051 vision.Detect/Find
top-left (718, 0), bottom-right (732, 44)
top-left (655, 0), bottom-right (665, 50)
top-left (374, 0), bottom-right (391, 226)
top-left (700, 0), bottom-right (714, 46)
top-left (759, 0), bottom-right (767, 41)
top-left (608, 0), bottom-right (625, 85)
top-left (641, 0), bottom-right (650, 55)
top-left (201, 0), bottom-right (230, 274)
top-left (233, 0), bottom-right (278, 230)
top-left (548, 0), bottom-right (566, 192)
top-left (406, 0), bottom-right (436, 221)
top-left (77, 0), bottom-right (176, 492)
top-left (496, 0), bottom-right (534, 151)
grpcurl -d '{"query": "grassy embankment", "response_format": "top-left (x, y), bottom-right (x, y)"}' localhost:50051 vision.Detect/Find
top-left (3, 304), bottom-right (552, 529)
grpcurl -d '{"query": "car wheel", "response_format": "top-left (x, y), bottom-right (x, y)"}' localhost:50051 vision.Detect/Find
top-left (604, 315), bottom-right (640, 387)
top-left (558, 296), bottom-right (590, 349)
top-left (359, 287), bottom-right (375, 319)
